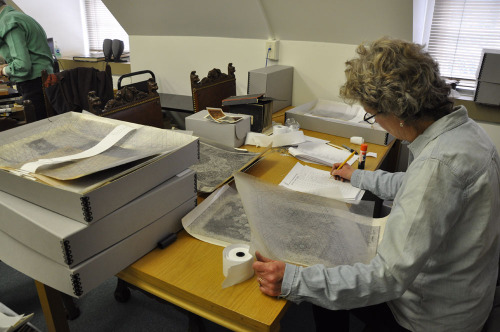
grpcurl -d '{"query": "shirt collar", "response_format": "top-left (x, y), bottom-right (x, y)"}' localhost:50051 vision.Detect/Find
top-left (408, 105), bottom-right (469, 158)
top-left (0, 5), bottom-right (8, 16)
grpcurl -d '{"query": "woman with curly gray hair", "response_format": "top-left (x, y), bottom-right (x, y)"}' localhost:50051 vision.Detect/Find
top-left (253, 37), bottom-right (500, 331)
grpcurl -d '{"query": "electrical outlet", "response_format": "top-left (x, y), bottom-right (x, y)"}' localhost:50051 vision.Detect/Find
top-left (265, 40), bottom-right (279, 60)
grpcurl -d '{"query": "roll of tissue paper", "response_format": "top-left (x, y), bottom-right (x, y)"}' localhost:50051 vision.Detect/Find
top-left (221, 244), bottom-right (254, 288)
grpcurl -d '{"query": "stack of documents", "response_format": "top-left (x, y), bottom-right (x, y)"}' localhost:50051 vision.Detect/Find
top-left (280, 163), bottom-right (364, 204)
top-left (288, 141), bottom-right (357, 167)
top-left (0, 113), bottom-right (199, 297)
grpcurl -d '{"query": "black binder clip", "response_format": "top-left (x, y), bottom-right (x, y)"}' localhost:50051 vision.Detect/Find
top-left (157, 233), bottom-right (177, 249)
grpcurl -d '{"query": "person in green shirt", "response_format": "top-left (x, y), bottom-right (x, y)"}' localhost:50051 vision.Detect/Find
top-left (0, 1), bottom-right (54, 121)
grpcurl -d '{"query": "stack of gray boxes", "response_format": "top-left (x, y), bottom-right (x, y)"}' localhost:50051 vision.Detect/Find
top-left (0, 113), bottom-right (199, 297)
top-left (474, 49), bottom-right (500, 106)
top-left (247, 65), bottom-right (293, 113)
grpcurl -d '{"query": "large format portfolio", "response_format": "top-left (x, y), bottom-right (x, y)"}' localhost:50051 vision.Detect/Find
top-left (0, 112), bottom-right (199, 223)
top-left (0, 112), bottom-right (200, 297)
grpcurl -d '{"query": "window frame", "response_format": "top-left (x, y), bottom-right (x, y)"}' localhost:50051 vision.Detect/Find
top-left (421, 0), bottom-right (500, 95)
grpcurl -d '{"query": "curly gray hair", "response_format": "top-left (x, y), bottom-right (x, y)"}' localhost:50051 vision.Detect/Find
top-left (339, 37), bottom-right (453, 123)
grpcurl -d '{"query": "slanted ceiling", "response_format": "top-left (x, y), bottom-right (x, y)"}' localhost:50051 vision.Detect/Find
top-left (103, 0), bottom-right (413, 44)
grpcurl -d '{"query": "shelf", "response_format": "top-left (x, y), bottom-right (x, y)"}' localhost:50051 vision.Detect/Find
top-left (57, 58), bottom-right (131, 76)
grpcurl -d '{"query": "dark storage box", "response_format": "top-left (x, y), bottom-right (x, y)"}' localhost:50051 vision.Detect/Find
top-left (222, 94), bottom-right (273, 133)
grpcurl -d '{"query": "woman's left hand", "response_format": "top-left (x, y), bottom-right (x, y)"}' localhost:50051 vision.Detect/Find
top-left (252, 251), bottom-right (286, 297)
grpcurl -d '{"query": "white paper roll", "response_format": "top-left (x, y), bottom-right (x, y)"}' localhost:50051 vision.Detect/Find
top-left (221, 244), bottom-right (254, 288)
top-left (350, 136), bottom-right (365, 145)
top-left (273, 125), bottom-right (290, 135)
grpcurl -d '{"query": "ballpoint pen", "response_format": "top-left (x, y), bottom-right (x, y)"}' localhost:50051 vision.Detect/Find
top-left (330, 150), bottom-right (356, 178)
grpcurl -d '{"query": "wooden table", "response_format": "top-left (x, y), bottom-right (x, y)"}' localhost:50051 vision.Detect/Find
top-left (115, 118), bottom-right (396, 332)
top-left (36, 109), bottom-right (397, 332)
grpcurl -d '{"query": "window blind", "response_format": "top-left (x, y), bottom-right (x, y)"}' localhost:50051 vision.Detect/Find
top-left (427, 0), bottom-right (500, 88)
top-left (84, 0), bottom-right (129, 52)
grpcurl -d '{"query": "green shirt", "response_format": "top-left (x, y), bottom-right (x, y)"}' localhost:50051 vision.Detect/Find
top-left (0, 6), bottom-right (53, 83)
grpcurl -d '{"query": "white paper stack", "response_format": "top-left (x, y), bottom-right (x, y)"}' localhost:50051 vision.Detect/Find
top-left (0, 113), bottom-right (200, 297)
top-left (280, 163), bottom-right (364, 204)
top-left (288, 142), bottom-right (357, 167)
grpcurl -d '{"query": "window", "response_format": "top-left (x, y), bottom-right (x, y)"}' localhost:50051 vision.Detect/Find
top-left (424, 0), bottom-right (500, 91)
top-left (83, 0), bottom-right (129, 52)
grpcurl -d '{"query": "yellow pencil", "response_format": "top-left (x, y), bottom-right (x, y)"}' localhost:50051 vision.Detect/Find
top-left (330, 150), bottom-right (356, 179)
top-left (337, 150), bottom-right (356, 170)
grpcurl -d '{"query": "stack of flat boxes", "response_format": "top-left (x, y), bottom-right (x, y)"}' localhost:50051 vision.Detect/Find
top-left (0, 113), bottom-right (199, 297)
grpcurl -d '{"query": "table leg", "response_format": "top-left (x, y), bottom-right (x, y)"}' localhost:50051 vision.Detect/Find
top-left (34, 281), bottom-right (70, 332)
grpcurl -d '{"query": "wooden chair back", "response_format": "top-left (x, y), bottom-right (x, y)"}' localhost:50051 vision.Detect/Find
top-left (88, 79), bottom-right (164, 129)
top-left (190, 63), bottom-right (236, 113)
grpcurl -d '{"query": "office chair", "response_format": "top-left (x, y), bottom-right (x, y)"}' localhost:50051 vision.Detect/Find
top-left (190, 63), bottom-right (236, 112)
top-left (41, 64), bottom-right (114, 117)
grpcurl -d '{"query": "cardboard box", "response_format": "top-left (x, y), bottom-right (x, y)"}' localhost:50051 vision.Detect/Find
top-left (247, 65), bottom-right (293, 113)
top-left (0, 112), bottom-right (199, 224)
top-left (0, 169), bottom-right (196, 267)
top-left (185, 110), bottom-right (251, 147)
top-left (285, 100), bottom-right (394, 146)
top-left (0, 197), bottom-right (197, 298)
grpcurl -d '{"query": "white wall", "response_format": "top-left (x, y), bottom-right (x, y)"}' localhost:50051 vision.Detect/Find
top-left (10, 0), bottom-right (412, 107)
top-left (12, 0), bottom-right (86, 57)
top-left (112, 0), bottom-right (412, 106)
top-left (129, 36), bottom-right (356, 105)
top-left (478, 122), bottom-right (500, 153)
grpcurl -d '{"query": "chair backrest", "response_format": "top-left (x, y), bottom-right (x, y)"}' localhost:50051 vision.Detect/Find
top-left (41, 64), bottom-right (113, 117)
top-left (88, 82), bottom-right (164, 129)
top-left (117, 70), bottom-right (156, 93)
top-left (190, 63), bottom-right (236, 112)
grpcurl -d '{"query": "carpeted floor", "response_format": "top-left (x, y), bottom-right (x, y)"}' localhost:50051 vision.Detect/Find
top-left (1, 261), bottom-right (318, 332)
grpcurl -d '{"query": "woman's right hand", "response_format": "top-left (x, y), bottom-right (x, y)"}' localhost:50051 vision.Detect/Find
top-left (331, 163), bottom-right (355, 182)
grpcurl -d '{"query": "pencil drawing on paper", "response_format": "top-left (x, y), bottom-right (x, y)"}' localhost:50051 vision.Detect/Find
top-left (190, 142), bottom-right (260, 193)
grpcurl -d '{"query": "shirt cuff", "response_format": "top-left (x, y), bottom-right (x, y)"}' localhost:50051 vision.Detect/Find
top-left (279, 263), bottom-right (299, 298)
top-left (350, 169), bottom-right (363, 188)
top-left (2, 66), bottom-right (8, 76)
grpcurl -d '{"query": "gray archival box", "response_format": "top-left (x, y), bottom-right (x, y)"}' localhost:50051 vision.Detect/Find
top-left (247, 65), bottom-right (293, 113)
top-left (0, 169), bottom-right (196, 268)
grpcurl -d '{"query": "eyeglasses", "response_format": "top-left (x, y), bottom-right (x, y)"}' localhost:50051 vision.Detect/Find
top-left (363, 112), bottom-right (379, 124)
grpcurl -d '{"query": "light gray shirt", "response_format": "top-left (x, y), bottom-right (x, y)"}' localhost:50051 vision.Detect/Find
top-left (280, 106), bottom-right (500, 331)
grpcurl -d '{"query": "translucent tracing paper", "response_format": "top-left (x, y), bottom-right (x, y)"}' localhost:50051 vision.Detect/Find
top-left (184, 171), bottom-right (387, 268)
top-left (182, 184), bottom-right (250, 247)
top-left (234, 172), bottom-right (384, 267)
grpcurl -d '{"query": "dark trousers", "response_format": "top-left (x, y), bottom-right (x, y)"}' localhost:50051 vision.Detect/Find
top-left (16, 77), bottom-right (47, 121)
top-left (313, 303), bottom-right (410, 332)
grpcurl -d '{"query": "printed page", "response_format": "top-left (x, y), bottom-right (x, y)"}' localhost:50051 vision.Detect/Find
top-left (280, 162), bottom-right (364, 203)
